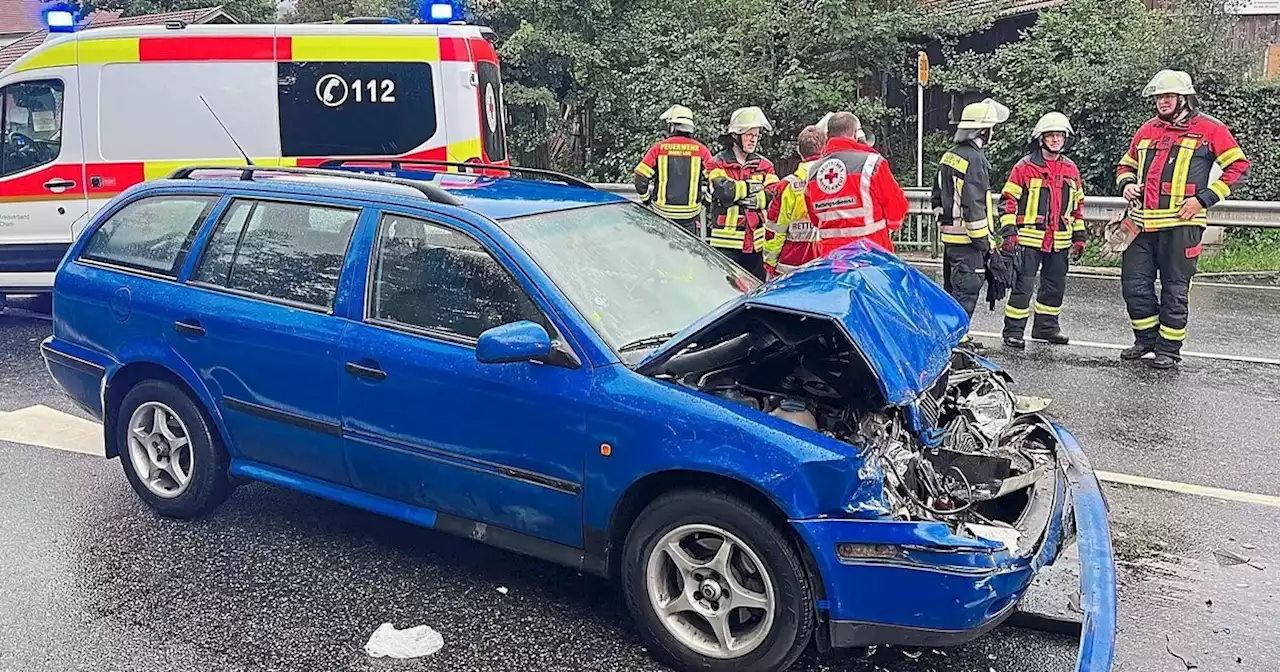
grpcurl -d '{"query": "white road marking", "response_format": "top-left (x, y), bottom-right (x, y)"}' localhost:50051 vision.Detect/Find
top-left (969, 331), bottom-right (1280, 367)
top-left (0, 405), bottom-right (103, 456)
top-left (7, 407), bottom-right (1280, 511)
top-left (1097, 471), bottom-right (1280, 509)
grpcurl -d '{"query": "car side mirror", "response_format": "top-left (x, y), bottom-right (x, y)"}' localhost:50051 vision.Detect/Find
top-left (475, 320), bottom-right (553, 364)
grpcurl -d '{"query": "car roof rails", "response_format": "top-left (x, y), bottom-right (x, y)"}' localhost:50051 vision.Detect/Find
top-left (317, 159), bottom-right (595, 190)
top-left (167, 165), bottom-right (465, 206)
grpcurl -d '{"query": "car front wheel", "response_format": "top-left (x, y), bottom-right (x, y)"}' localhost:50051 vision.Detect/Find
top-left (117, 380), bottom-right (233, 518)
top-left (622, 490), bottom-right (814, 672)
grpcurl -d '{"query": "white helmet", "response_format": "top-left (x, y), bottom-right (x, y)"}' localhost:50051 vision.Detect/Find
top-left (660, 104), bottom-right (695, 130)
top-left (1143, 69), bottom-right (1195, 97)
top-left (817, 111), bottom-right (875, 146)
top-left (728, 106), bottom-right (773, 134)
top-left (957, 98), bottom-right (1010, 129)
top-left (1031, 111), bottom-right (1073, 139)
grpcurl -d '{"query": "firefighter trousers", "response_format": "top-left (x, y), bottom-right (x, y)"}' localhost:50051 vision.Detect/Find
top-left (943, 242), bottom-right (985, 318)
top-left (721, 248), bottom-right (767, 281)
top-left (667, 214), bottom-right (701, 239)
top-left (1121, 226), bottom-right (1203, 359)
top-left (1003, 247), bottom-right (1069, 339)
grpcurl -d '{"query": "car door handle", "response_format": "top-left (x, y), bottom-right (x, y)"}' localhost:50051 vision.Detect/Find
top-left (345, 361), bottom-right (387, 381)
top-left (173, 320), bottom-right (205, 337)
top-left (43, 178), bottom-right (77, 191)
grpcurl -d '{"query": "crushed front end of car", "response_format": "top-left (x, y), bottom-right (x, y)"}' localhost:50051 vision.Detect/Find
top-left (636, 243), bottom-right (1116, 671)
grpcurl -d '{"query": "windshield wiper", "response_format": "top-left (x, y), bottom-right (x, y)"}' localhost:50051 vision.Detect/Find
top-left (619, 331), bottom-right (680, 353)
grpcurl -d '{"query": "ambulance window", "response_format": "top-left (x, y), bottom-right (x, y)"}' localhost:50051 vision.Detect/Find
top-left (476, 62), bottom-right (507, 162)
top-left (277, 62), bottom-right (438, 157)
top-left (0, 79), bottom-right (64, 178)
top-left (194, 199), bottom-right (359, 311)
top-left (80, 196), bottom-right (217, 276)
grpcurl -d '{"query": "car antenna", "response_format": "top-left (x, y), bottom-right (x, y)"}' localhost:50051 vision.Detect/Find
top-left (199, 95), bottom-right (254, 166)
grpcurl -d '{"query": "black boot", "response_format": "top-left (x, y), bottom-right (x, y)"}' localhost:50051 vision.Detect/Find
top-left (1035, 333), bottom-right (1070, 345)
top-left (1121, 344), bottom-right (1154, 360)
top-left (1003, 336), bottom-right (1025, 349)
top-left (1148, 353), bottom-right (1178, 369)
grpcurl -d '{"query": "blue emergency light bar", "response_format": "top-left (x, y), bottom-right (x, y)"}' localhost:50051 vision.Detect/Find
top-left (44, 6), bottom-right (77, 32)
top-left (423, 0), bottom-right (462, 23)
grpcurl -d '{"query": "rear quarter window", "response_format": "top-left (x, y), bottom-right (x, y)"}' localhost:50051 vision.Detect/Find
top-left (277, 61), bottom-right (438, 157)
top-left (476, 61), bottom-right (507, 162)
top-left (79, 195), bottom-right (217, 276)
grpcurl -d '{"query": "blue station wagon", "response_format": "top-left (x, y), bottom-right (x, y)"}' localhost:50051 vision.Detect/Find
top-left (42, 162), bottom-right (1116, 672)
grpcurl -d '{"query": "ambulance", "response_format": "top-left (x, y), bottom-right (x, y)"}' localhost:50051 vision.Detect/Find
top-left (0, 8), bottom-right (509, 304)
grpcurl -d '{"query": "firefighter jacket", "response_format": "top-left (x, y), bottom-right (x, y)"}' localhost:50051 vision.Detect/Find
top-left (762, 157), bottom-right (820, 275)
top-left (804, 137), bottom-right (909, 255)
top-left (707, 149), bottom-right (780, 252)
top-left (931, 140), bottom-right (993, 247)
top-left (1115, 113), bottom-right (1249, 231)
top-left (634, 134), bottom-right (715, 220)
top-left (998, 148), bottom-right (1086, 252)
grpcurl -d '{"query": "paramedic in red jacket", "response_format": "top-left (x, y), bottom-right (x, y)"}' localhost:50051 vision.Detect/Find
top-left (1115, 69), bottom-right (1250, 370)
top-left (804, 112), bottom-right (908, 255)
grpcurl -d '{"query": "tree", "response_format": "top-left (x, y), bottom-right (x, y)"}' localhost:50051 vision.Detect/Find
top-left (279, 0), bottom-right (420, 23)
top-left (87, 0), bottom-right (278, 22)
top-left (934, 0), bottom-right (1275, 199)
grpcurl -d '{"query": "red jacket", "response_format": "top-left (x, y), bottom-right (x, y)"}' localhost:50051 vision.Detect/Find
top-left (1115, 112), bottom-right (1249, 231)
top-left (706, 149), bottom-right (780, 253)
top-left (804, 137), bottom-right (908, 255)
top-left (998, 149), bottom-right (1086, 252)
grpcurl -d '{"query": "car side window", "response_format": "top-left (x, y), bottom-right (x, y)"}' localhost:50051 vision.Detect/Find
top-left (0, 79), bottom-right (64, 178)
top-left (80, 195), bottom-right (216, 276)
top-left (370, 213), bottom-right (547, 340)
top-left (193, 198), bottom-right (359, 310)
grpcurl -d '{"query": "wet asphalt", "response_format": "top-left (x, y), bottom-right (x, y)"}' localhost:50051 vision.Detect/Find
top-left (0, 272), bottom-right (1277, 672)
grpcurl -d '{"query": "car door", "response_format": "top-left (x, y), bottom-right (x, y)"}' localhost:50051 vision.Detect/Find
top-left (169, 195), bottom-right (361, 485)
top-left (0, 70), bottom-right (88, 286)
top-left (339, 210), bottom-right (589, 548)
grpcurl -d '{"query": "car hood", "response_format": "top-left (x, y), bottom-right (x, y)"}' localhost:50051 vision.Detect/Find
top-left (636, 242), bottom-right (970, 405)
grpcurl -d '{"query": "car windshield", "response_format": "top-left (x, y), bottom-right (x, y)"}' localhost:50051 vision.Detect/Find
top-left (502, 203), bottom-right (761, 359)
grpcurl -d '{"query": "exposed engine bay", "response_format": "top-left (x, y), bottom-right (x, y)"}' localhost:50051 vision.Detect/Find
top-left (650, 309), bottom-right (1059, 538)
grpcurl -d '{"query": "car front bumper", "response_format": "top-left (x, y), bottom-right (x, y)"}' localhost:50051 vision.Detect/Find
top-left (793, 419), bottom-right (1117, 671)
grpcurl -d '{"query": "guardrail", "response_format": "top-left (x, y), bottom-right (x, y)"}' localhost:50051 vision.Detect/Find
top-left (593, 183), bottom-right (1280, 255)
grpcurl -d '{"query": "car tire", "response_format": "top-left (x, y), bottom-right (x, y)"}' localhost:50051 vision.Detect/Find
top-left (117, 379), bottom-right (233, 518)
top-left (622, 489), bottom-right (814, 672)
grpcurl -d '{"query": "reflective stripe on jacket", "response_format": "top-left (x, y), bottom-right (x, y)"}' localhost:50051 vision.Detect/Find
top-left (804, 137), bottom-right (908, 255)
top-left (931, 141), bottom-right (993, 246)
top-left (763, 158), bottom-right (820, 273)
top-left (998, 149), bottom-right (1086, 252)
top-left (707, 149), bottom-right (779, 252)
top-left (634, 135), bottom-right (714, 219)
top-left (1115, 113), bottom-right (1249, 231)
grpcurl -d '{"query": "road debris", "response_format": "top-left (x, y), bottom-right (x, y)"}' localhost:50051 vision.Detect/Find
top-left (902, 650), bottom-right (923, 659)
top-left (1241, 543), bottom-right (1257, 550)
top-left (363, 622), bottom-right (445, 659)
top-left (1214, 549), bottom-right (1266, 571)
top-left (497, 586), bottom-right (509, 595)
top-left (1165, 634), bottom-right (1198, 670)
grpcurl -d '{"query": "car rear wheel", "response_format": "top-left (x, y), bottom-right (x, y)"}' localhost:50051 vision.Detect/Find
top-left (622, 490), bottom-right (814, 672)
top-left (117, 380), bottom-right (233, 518)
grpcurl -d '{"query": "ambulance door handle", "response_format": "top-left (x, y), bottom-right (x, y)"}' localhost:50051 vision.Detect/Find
top-left (43, 178), bottom-right (76, 192)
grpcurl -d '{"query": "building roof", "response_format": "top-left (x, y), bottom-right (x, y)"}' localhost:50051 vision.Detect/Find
top-left (0, 5), bottom-right (234, 71)
top-left (0, 0), bottom-right (49, 36)
top-left (925, 0), bottom-right (1066, 18)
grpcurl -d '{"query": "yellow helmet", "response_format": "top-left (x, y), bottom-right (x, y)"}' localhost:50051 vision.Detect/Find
top-left (660, 104), bottom-right (695, 128)
top-left (1031, 111), bottom-right (1073, 139)
top-left (728, 106), bottom-right (773, 134)
top-left (1143, 69), bottom-right (1195, 96)
top-left (957, 98), bottom-right (1010, 129)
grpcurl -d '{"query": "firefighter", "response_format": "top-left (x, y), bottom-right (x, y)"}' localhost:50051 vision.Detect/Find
top-left (634, 105), bottom-right (715, 237)
top-left (931, 98), bottom-right (1010, 351)
top-left (1116, 70), bottom-right (1250, 369)
top-left (805, 112), bottom-right (908, 256)
top-left (707, 106), bottom-right (780, 280)
top-left (998, 112), bottom-right (1087, 349)
top-left (762, 124), bottom-right (827, 278)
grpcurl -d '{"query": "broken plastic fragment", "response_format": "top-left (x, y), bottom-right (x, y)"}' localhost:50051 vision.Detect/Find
top-left (363, 622), bottom-right (444, 659)
top-left (497, 586), bottom-right (509, 595)
top-left (902, 650), bottom-right (923, 659)
top-left (1014, 395), bottom-right (1052, 413)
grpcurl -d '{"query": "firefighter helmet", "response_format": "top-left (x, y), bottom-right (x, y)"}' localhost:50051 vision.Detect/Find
top-left (817, 111), bottom-right (875, 146)
top-left (1031, 111), bottom-right (1073, 139)
top-left (728, 106), bottom-right (773, 134)
top-left (957, 98), bottom-right (1010, 129)
top-left (1143, 69), bottom-right (1195, 97)
top-left (660, 104), bottom-right (696, 130)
